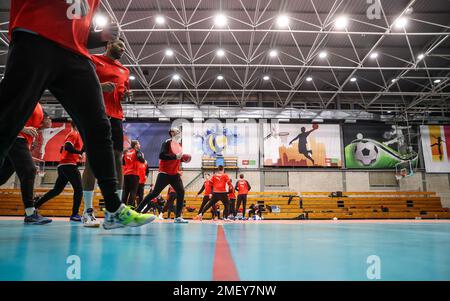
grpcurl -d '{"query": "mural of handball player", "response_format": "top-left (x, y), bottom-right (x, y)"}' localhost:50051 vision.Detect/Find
top-left (289, 124), bottom-right (319, 165)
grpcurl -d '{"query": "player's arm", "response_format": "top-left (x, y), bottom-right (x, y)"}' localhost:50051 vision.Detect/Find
top-left (145, 164), bottom-right (150, 177)
top-left (197, 184), bottom-right (205, 196)
top-left (246, 180), bottom-right (251, 191)
top-left (21, 127), bottom-right (38, 138)
top-left (289, 134), bottom-right (300, 145)
top-left (136, 150), bottom-right (145, 163)
top-left (64, 142), bottom-right (83, 155)
top-left (123, 75), bottom-right (133, 102)
top-left (235, 182), bottom-right (239, 191)
top-left (209, 180), bottom-right (214, 198)
top-left (227, 178), bottom-right (233, 192)
top-left (100, 82), bottom-right (116, 93)
top-left (159, 140), bottom-right (178, 160)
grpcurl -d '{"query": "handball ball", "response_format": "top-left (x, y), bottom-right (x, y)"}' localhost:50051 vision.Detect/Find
top-left (181, 154), bottom-right (192, 163)
top-left (312, 123), bottom-right (319, 130)
top-left (332, 217), bottom-right (338, 221)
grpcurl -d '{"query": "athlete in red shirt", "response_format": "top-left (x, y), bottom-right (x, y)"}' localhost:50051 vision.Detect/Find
top-left (0, 1), bottom-right (154, 229)
top-left (0, 103), bottom-right (52, 224)
top-left (35, 122), bottom-right (85, 222)
top-left (162, 186), bottom-right (177, 219)
top-left (235, 174), bottom-right (252, 219)
top-left (138, 184), bottom-right (164, 218)
top-left (198, 165), bottom-right (234, 221)
top-left (82, 38), bottom-right (133, 226)
top-left (122, 140), bottom-right (145, 207)
top-left (136, 159), bottom-right (149, 207)
top-left (228, 183), bottom-right (237, 219)
top-left (193, 174), bottom-right (214, 220)
top-left (137, 127), bottom-right (188, 223)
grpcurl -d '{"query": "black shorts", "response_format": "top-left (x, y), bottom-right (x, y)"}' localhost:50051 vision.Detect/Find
top-left (109, 117), bottom-right (123, 152)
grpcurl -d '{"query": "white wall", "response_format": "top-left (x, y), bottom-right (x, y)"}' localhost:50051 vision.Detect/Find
top-left (289, 171), bottom-right (343, 192)
top-left (426, 173), bottom-right (450, 208)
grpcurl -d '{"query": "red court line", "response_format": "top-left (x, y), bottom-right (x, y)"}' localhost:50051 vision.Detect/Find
top-left (212, 225), bottom-right (240, 281)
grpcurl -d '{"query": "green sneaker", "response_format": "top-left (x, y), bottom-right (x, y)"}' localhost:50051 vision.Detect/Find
top-left (103, 204), bottom-right (156, 230)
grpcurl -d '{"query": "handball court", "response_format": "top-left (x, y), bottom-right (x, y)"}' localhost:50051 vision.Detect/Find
top-left (1, 218), bottom-right (449, 281)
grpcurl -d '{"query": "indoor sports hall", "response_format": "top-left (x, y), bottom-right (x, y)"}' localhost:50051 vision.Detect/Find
top-left (0, 0), bottom-right (449, 283)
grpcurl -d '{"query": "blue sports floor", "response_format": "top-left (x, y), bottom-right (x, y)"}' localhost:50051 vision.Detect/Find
top-left (0, 218), bottom-right (449, 281)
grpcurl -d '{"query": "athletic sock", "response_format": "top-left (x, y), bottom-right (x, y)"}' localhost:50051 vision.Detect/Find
top-left (25, 207), bottom-right (35, 216)
top-left (83, 191), bottom-right (94, 212)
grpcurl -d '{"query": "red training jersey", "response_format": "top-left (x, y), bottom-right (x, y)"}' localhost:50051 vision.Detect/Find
top-left (92, 54), bottom-right (130, 120)
top-left (9, 0), bottom-right (100, 60)
top-left (137, 161), bottom-right (148, 184)
top-left (18, 103), bottom-right (44, 148)
top-left (159, 139), bottom-right (181, 176)
top-left (228, 186), bottom-right (236, 200)
top-left (123, 148), bottom-right (139, 176)
top-left (59, 131), bottom-right (83, 165)
top-left (211, 172), bottom-right (232, 193)
top-left (204, 179), bottom-right (212, 196)
top-left (236, 179), bottom-right (250, 195)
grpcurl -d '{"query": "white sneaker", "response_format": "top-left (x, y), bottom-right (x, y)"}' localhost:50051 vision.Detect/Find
top-left (82, 208), bottom-right (100, 228)
top-left (174, 217), bottom-right (189, 224)
top-left (157, 213), bottom-right (164, 220)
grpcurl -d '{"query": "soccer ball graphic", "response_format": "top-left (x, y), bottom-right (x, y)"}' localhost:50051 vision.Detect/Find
top-left (354, 140), bottom-right (379, 166)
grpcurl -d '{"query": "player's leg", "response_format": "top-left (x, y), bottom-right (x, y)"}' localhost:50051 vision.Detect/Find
top-left (305, 154), bottom-right (314, 163)
top-left (0, 32), bottom-right (52, 169)
top-left (109, 117), bottom-right (124, 195)
top-left (121, 175), bottom-right (131, 205)
top-left (64, 165), bottom-right (83, 220)
top-left (235, 195), bottom-right (243, 217)
top-left (194, 195), bottom-right (210, 220)
top-left (199, 196), bottom-right (210, 214)
top-left (170, 175), bottom-right (187, 222)
top-left (48, 50), bottom-right (154, 229)
top-left (137, 173), bottom-right (170, 212)
top-left (136, 184), bottom-right (145, 207)
top-left (0, 156), bottom-right (15, 186)
top-left (81, 159), bottom-right (99, 226)
top-left (9, 139), bottom-right (52, 224)
top-left (34, 165), bottom-right (69, 208)
top-left (241, 195), bottom-right (248, 219)
top-left (127, 175), bottom-right (140, 208)
top-left (221, 194), bottom-right (230, 220)
top-left (229, 198), bottom-right (236, 218)
top-left (199, 193), bottom-right (218, 220)
top-left (163, 193), bottom-right (176, 217)
top-left (156, 203), bottom-right (164, 215)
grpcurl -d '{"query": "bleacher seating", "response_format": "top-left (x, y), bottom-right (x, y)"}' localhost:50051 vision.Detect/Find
top-left (201, 156), bottom-right (238, 170)
top-left (1, 188), bottom-right (449, 220)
